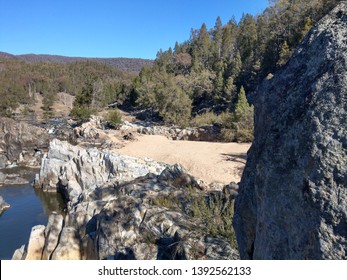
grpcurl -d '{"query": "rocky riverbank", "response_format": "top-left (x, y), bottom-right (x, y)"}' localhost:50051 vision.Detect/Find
top-left (0, 117), bottom-right (49, 169)
top-left (13, 139), bottom-right (239, 260)
top-left (0, 168), bottom-right (37, 186)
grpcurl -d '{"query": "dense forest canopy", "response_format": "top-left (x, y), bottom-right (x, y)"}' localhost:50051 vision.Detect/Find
top-left (0, 0), bottom-right (342, 141)
top-left (135, 0), bottom-right (342, 109)
top-left (131, 0), bottom-right (342, 139)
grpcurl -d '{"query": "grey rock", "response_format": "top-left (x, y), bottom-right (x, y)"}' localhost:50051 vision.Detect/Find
top-left (158, 164), bottom-right (202, 189)
top-left (0, 171), bottom-right (30, 185)
top-left (50, 227), bottom-right (81, 260)
top-left (42, 214), bottom-right (64, 260)
top-left (0, 195), bottom-right (10, 215)
top-left (121, 120), bottom-right (222, 142)
top-left (25, 225), bottom-right (46, 260)
top-left (0, 117), bottom-right (49, 167)
top-left (35, 139), bottom-right (168, 196)
top-left (234, 2), bottom-right (347, 260)
top-left (93, 196), bottom-right (230, 260)
top-left (204, 237), bottom-right (239, 260)
top-left (74, 115), bottom-right (104, 140)
top-left (12, 245), bottom-right (26, 260)
top-left (223, 182), bottom-right (239, 200)
top-left (19, 139), bottom-right (238, 260)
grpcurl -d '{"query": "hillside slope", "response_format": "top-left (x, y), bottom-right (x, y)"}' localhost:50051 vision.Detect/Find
top-left (0, 52), bottom-right (153, 72)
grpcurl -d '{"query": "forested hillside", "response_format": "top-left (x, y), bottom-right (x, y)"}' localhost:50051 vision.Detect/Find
top-left (0, 58), bottom-right (135, 118)
top-left (131, 0), bottom-right (342, 140)
top-left (0, 0), bottom-right (342, 142)
top-left (0, 52), bottom-right (153, 73)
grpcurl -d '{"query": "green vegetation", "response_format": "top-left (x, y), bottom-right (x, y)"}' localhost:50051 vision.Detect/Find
top-left (106, 109), bottom-right (122, 129)
top-left (220, 86), bottom-right (254, 142)
top-left (0, 58), bottom-right (135, 119)
top-left (69, 105), bottom-right (96, 123)
top-left (130, 0), bottom-right (341, 138)
top-left (152, 187), bottom-right (237, 248)
top-left (190, 192), bottom-right (237, 248)
top-left (0, 0), bottom-right (341, 141)
top-left (190, 111), bottom-right (226, 127)
top-left (42, 91), bottom-right (56, 120)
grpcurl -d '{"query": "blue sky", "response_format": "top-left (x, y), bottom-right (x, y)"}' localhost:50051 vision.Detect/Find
top-left (0, 0), bottom-right (269, 59)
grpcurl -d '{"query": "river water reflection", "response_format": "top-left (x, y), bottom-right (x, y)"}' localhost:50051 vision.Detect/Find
top-left (0, 170), bottom-right (65, 260)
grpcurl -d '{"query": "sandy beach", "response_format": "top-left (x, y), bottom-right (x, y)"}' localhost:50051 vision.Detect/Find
top-left (116, 134), bottom-right (250, 185)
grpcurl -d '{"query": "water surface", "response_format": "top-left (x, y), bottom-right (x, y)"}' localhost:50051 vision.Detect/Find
top-left (0, 171), bottom-right (65, 259)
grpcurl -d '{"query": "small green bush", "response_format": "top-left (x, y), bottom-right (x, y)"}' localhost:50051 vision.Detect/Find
top-left (189, 192), bottom-right (237, 248)
top-left (69, 105), bottom-right (96, 123)
top-left (190, 111), bottom-right (219, 127)
top-left (106, 109), bottom-right (122, 129)
top-left (151, 187), bottom-right (237, 249)
top-left (190, 111), bottom-right (232, 127)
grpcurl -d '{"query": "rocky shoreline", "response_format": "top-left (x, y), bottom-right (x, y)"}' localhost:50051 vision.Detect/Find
top-left (13, 139), bottom-right (239, 260)
top-left (1, 113), bottom-right (244, 260)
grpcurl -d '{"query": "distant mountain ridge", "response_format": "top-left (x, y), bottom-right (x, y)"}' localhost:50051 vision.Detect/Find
top-left (0, 52), bottom-right (153, 72)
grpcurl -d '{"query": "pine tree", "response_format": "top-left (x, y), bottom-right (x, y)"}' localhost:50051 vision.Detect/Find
top-left (232, 86), bottom-right (254, 142)
top-left (277, 40), bottom-right (291, 67)
top-left (212, 16), bottom-right (223, 63)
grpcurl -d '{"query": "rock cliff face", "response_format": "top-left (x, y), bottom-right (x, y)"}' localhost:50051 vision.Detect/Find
top-left (233, 3), bottom-right (347, 259)
top-left (15, 139), bottom-right (238, 260)
top-left (0, 118), bottom-right (49, 168)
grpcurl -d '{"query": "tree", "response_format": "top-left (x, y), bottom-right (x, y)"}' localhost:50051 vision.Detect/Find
top-left (156, 82), bottom-right (192, 127)
top-left (133, 67), bottom-right (157, 108)
top-left (173, 52), bottom-right (192, 75)
top-left (69, 105), bottom-right (96, 122)
top-left (277, 40), bottom-right (291, 67)
top-left (238, 14), bottom-right (257, 64)
top-left (232, 86), bottom-right (254, 142)
top-left (221, 18), bottom-right (238, 61)
top-left (42, 91), bottom-right (56, 120)
top-left (70, 79), bottom-right (96, 122)
top-left (212, 16), bottom-right (223, 64)
top-left (73, 79), bottom-right (94, 107)
top-left (191, 23), bottom-right (212, 69)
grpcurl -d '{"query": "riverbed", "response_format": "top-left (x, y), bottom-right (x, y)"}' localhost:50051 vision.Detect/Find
top-left (0, 171), bottom-right (65, 260)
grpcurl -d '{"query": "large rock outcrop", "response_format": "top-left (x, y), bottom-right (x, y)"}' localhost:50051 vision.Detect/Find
top-left (234, 2), bottom-right (347, 259)
top-left (0, 118), bottom-right (49, 168)
top-left (34, 138), bottom-right (169, 196)
top-left (16, 139), bottom-right (238, 260)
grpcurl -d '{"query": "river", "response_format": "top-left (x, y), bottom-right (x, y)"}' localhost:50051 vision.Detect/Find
top-left (0, 170), bottom-right (65, 260)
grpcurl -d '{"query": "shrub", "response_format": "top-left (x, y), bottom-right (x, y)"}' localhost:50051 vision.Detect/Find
top-left (69, 105), bottom-right (96, 123)
top-left (190, 111), bottom-right (232, 127)
top-left (189, 192), bottom-right (237, 248)
top-left (151, 187), bottom-right (237, 249)
top-left (190, 111), bottom-right (219, 127)
top-left (106, 109), bottom-right (122, 129)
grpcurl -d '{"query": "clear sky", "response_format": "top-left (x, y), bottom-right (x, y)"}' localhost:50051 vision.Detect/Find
top-left (0, 0), bottom-right (269, 59)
